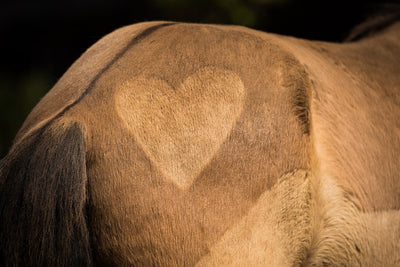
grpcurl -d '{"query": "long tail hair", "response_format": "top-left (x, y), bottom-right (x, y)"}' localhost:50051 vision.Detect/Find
top-left (0, 120), bottom-right (92, 266)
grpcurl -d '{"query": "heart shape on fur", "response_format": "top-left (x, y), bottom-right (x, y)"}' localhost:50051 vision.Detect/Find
top-left (115, 67), bottom-right (245, 189)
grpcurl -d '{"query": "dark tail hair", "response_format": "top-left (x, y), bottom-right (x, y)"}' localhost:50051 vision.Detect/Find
top-left (0, 120), bottom-right (92, 266)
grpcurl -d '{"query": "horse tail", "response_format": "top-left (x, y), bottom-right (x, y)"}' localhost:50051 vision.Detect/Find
top-left (0, 120), bottom-right (92, 266)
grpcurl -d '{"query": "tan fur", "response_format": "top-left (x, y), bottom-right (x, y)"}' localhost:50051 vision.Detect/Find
top-left (277, 22), bottom-right (400, 265)
top-left (0, 20), bottom-right (399, 266)
top-left (196, 170), bottom-right (312, 266)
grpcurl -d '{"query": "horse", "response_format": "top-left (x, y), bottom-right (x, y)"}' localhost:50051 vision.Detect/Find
top-left (0, 15), bottom-right (399, 266)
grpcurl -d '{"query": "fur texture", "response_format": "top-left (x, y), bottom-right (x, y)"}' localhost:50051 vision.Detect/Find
top-left (0, 20), bottom-right (399, 266)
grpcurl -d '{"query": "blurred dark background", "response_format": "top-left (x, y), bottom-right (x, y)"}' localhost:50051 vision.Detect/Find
top-left (0, 0), bottom-right (398, 157)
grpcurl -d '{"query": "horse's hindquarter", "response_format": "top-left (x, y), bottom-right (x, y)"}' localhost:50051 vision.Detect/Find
top-left (3, 21), bottom-right (400, 266)
top-left (60, 23), bottom-right (313, 265)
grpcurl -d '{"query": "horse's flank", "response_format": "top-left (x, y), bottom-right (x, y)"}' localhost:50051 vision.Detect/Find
top-left (0, 20), bottom-right (399, 266)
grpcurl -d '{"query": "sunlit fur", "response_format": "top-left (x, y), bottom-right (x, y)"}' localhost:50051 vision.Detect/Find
top-left (0, 20), bottom-right (399, 266)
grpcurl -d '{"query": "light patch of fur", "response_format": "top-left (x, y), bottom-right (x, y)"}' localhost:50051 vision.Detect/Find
top-left (306, 172), bottom-right (400, 266)
top-left (196, 170), bottom-right (312, 266)
top-left (115, 67), bottom-right (245, 188)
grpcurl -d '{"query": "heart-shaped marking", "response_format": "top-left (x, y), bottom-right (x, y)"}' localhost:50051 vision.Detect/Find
top-left (115, 67), bottom-right (245, 189)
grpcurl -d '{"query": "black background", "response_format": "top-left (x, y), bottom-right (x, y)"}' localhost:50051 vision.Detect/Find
top-left (0, 0), bottom-right (397, 157)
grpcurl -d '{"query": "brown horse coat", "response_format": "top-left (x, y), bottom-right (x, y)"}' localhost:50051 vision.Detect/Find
top-left (0, 20), bottom-right (399, 266)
